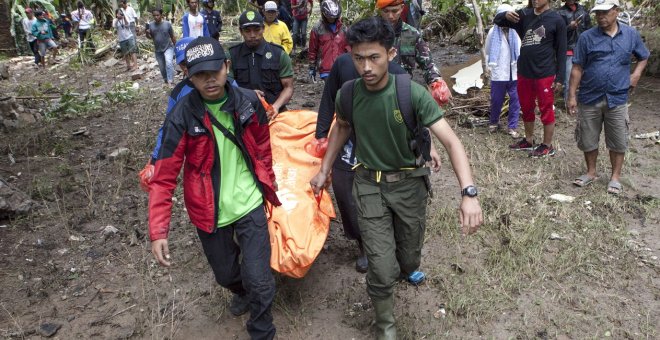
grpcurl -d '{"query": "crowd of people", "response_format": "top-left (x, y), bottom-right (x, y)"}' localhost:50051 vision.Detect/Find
top-left (16, 0), bottom-right (649, 339)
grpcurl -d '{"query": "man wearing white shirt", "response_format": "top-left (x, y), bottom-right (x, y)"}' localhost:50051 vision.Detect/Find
top-left (120, 0), bottom-right (139, 37)
top-left (71, 0), bottom-right (95, 49)
top-left (182, 0), bottom-right (209, 38)
top-left (21, 8), bottom-right (39, 66)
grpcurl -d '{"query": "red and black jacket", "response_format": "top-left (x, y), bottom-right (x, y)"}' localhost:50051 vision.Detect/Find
top-left (148, 85), bottom-right (280, 241)
top-left (308, 18), bottom-right (349, 75)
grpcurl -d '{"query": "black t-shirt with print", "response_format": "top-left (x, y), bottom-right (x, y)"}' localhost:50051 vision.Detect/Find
top-left (495, 8), bottom-right (567, 83)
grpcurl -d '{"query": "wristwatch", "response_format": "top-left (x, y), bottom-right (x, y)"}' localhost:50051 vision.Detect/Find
top-left (461, 185), bottom-right (478, 198)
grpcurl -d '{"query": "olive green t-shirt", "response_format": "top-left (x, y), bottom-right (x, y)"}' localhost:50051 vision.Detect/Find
top-left (205, 96), bottom-right (262, 227)
top-left (335, 74), bottom-right (444, 171)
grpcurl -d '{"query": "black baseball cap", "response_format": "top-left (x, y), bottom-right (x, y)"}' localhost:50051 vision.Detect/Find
top-left (239, 10), bottom-right (264, 28)
top-left (185, 37), bottom-right (227, 77)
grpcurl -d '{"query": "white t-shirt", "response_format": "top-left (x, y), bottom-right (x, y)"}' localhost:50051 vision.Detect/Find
top-left (72, 9), bottom-right (94, 30)
top-left (22, 17), bottom-right (37, 42)
top-left (122, 5), bottom-right (138, 24)
top-left (485, 27), bottom-right (521, 82)
top-left (187, 13), bottom-right (204, 38)
top-left (114, 19), bottom-right (134, 42)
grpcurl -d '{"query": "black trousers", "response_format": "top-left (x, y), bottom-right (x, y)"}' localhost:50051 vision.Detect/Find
top-left (197, 205), bottom-right (276, 340)
top-left (331, 166), bottom-right (362, 242)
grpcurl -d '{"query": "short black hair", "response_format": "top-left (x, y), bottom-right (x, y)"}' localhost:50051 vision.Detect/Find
top-left (120, 0), bottom-right (127, 4)
top-left (152, 8), bottom-right (163, 14)
top-left (345, 16), bottom-right (395, 50)
top-left (77, 1), bottom-right (84, 9)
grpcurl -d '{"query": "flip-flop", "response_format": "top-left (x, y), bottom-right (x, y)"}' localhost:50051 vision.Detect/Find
top-left (607, 180), bottom-right (623, 195)
top-left (573, 174), bottom-right (597, 187)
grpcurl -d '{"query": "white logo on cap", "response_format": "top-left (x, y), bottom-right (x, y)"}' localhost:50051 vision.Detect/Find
top-left (187, 44), bottom-right (214, 63)
top-left (177, 43), bottom-right (189, 52)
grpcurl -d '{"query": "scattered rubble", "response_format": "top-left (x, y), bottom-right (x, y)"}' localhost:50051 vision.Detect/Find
top-left (0, 96), bottom-right (40, 129)
top-left (0, 177), bottom-right (35, 218)
top-left (109, 147), bottom-right (130, 160)
top-left (38, 322), bottom-right (61, 337)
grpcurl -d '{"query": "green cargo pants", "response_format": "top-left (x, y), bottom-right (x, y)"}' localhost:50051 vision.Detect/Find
top-left (353, 167), bottom-right (429, 299)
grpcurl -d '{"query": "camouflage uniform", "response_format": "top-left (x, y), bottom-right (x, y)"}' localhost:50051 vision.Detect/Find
top-left (392, 20), bottom-right (440, 85)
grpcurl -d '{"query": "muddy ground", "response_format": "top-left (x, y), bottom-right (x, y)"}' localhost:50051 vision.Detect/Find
top-left (0, 36), bottom-right (658, 340)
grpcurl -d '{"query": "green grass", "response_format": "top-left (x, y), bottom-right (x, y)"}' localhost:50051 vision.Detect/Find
top-left (404, 125), bottom-right (659, 337)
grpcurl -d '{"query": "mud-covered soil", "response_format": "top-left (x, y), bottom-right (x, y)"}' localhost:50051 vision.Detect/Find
top-left (0, 41), bottom-right (658, 339)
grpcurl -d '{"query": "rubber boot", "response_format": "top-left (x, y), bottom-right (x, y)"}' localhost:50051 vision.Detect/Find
top-left (372, 295), bottom-right (396, 340)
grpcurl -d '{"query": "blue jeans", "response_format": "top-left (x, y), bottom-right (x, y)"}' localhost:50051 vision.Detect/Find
top-left (564, 55), bottom-right (573, 102)
top-left (154, 47), bottom-right (174, 83)
top-left (292, 18), bottom-right (308, 48)
top-left (28, 40), bottom-right (39, 65)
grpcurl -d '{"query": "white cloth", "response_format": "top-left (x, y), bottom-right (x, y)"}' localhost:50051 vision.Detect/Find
top-left (122, 5), bottom-right (138, 24)
top-left (187, 13), bottom-right (204, 38)
top-left (22, 18), bottom-right (37, 42)
top-left (72, 9), bottom-right (94, 30)
top-left (485, 26), bottom-right (521, 82)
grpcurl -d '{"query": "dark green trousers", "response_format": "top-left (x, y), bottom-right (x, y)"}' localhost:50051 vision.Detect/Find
top-left (353, 168), bottom-right (429, 298)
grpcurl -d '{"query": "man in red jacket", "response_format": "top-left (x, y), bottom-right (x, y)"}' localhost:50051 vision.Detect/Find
top-left (148, 37), bottom-right (280, 340)
top-left (308, 0), bottom-right (349, 81)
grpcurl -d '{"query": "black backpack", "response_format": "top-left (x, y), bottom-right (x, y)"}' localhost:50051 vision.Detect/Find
top-left (339, 74), bottom-right (432, 168)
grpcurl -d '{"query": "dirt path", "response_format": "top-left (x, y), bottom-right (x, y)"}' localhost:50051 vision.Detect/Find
top-left (0, 43), bottom-right (658, 339)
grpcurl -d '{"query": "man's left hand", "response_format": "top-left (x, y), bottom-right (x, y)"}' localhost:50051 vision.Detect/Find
top-left (269, 105), bottom-right (280, 120)
top-left (428, 145), bottom-right (441, 173)
top-left (459, 197), bottom-right (483, 236)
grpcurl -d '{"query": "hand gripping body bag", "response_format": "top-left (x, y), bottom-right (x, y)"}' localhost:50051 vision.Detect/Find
top-left (267, 110), bottom-right (335, 278)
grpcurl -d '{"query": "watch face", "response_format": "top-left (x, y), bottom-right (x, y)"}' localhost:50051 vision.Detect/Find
top-left (464, 186), bottom-right (477, 197)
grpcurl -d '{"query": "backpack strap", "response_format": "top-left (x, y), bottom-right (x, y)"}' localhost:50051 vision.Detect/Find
top-left (394, 74), bottom-right (415, 133)
top-left (394, 74), bottom-right (432, 165)
top-left (339, 79), bottom-right (357, 126)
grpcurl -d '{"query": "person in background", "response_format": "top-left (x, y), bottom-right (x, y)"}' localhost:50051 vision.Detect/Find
top-left (146, 8), bottom-right (176, 85)
top-left (568, 0), bottom-right (649, 195)
top-left (308, 0), bottom-right (348, 81)
top-left (114, 8), bottom-right (137, 71)
top-left (70, 1), bottom-right (95, 50)
top-left (58, 13), bottom-right (72, 39)
top-left (277, 0), bottom-right (294, 30)
top-left (558, 0), bottom-right (591, 104)
top-left (182, 0), bottom-right (209, 38)
top-left (201, 0), bottom-right (223, 40)
top-left (120, 0), bottom-right (139, 38)
top-left (262, 1), bottom-right (294, 54)
top-left (377, 0), bottom-right (452, 107)
top-left (485, 4), bottom-right (522, 138)
top-left (229, 10), bottom-right (294, 119)
top-left (22, 8), bottom-right (39, 67)
top-left (290, 0), bottom-right (312, 53)
top-left (32, 10), bottom-right (59, 67)
top-left (494, 0), bottom-right (567, 158)
top-left (401, 0), bottom-right (424, 29)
